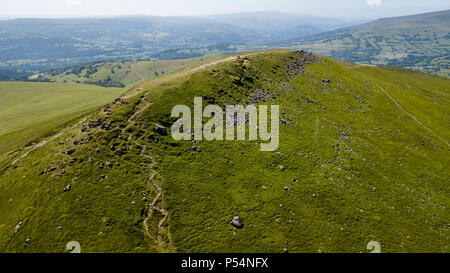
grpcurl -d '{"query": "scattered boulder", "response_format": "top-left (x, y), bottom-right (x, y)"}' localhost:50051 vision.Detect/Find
top-left (155, 124), bottom-right (168, 136)
top-left (64, 185), bottom-right (71, 192)
top-left (279, 165), bottom-right (285, 171)
top-left (101, 123), bottom-right (111, 131)
top-left (339, 131), bottom-right (349, 139)
top-left (113, 98), bottom-right (127, 105)
top-left (284, 187), bottom-right (292, 191)
top-left (230, 216), bottom-right (244, 229)
top-left (285, 50), bottom-right (319, 78)
top-left (65, 148), bottom-right (76, 155)
top-left (249, 89), bottom-right (276, 103)
top-left (81, 125), bottom-right (90, 133)
top-left (14, 222), bottom-right (23, 233)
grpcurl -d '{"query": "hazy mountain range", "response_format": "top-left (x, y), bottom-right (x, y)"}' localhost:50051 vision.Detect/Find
top-left (0, 10), bottom-right (448, 78)
top-left (0, 12), bottom-right (366, 73)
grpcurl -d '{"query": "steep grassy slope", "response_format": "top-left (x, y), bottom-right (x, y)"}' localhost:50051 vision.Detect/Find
top-left (292, 10), bottom-right (450, 78)
top-left (0, 55), bottom-right (235, 165)
top-left (0, 82), bottom-right (124, 161)
top-left (0, 50), bottom-right (448, 253)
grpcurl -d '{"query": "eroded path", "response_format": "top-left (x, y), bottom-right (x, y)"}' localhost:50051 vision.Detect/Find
top-left (374, 83), bottom-right (449, 147)
top-left (120, 95), bottom-right (175, 252)
top-left (6, 115), bottom-right (91, 168)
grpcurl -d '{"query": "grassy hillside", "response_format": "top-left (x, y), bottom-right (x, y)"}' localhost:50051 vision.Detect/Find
top-left (0, 50), bottom-right (448, 253)
top-left (292, 10), bottom-right (450, 78)
top-left (0, 55), bottom-right (235, 164)
top-left (36, 54), bottom-right (238, 89)
top-left (0, 82), bottom-right (124, 161)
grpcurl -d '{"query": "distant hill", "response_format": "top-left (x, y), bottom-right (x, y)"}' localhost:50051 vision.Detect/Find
top-left (291, 10), bottom-right (450, 78)
top-left (0, 16), bottom-right (252, 72)
top-left (201, 11), bottom-right (366, 32)
top-left (36, 54), bottom-right (237, 89)
top-left (0, 13), bottom-right (363, 73)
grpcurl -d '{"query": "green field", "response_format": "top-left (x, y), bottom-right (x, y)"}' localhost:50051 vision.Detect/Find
top-left (0, 50), bottom-right (448, 253)
top-left (0, 82), bottom-right (124, 160)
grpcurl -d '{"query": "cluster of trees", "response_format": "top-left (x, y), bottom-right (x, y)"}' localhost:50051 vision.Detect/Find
top-left (84, 76), bottom-right (125, 88)
top-left (153, 49), bottom-right (204, 60)
top-left (387, 54), bottom-right (447, 72)
top-left (0, 69), bottom-right (30, 81)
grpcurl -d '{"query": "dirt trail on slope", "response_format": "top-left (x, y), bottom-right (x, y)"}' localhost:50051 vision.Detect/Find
top-left (122, 56), bottom-right (239, 100)
top-left (120, 94), bottom-right (175, 252)
top-left (181, 56), bottom-right (238, 75)
top-left (140, 145), bottom-right (173, 251)
top-left (121, 56), bottom-right (241, 251)
top-left (131, 65), bottom-right (145, 82)
top-left (375, 83), bottom-right (449, 147)
top-left (7, 115), bottom-right (91, 167)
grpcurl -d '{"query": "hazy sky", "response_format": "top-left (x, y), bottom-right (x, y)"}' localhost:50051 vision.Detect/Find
top-left (1, 0), bottom-right (449, 19)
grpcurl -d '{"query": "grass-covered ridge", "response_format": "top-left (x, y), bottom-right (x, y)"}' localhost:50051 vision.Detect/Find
top-left (0, 50), bottom-right (448, 253)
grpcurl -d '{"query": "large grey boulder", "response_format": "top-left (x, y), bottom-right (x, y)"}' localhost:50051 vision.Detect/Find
top-left (230, 216), bottom-right (244, 229)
